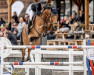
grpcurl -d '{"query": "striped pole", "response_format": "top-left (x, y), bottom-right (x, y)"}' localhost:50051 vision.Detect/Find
top-left (4, 62), bottom-right (83, 65)
top-left (90, 42), bottom-right (94, 75)
top-left (0, 56), bottom-right (1, 65)
top-left (4, 45), bottom-right (94, 49)
top-left (86, 40), bottom-right (92, 75)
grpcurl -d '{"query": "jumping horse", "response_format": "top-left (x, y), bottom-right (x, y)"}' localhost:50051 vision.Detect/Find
top-left (22, 6), bottom-right (58, 62)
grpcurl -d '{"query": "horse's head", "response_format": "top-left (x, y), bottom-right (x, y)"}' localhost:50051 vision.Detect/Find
top-left (41, 7), bottom-right (52, 36)
top-left (39, 7), bottom-right (59, 36)
top-left (45, 8), bottom-right (59, 34)
top-left (50, 8), bottom-right (59, 31)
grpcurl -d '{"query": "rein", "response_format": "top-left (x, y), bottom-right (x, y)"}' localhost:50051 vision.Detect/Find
top-left (30, 6), bottom-right (58, 38)
top-left (31, 8), bottom-right (49, 38)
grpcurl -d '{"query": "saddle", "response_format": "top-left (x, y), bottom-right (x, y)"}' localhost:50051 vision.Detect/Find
top-left (27, 14), bottom-right (36, 35)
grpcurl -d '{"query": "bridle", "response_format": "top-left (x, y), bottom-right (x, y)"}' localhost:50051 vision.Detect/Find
top-left (46, 9), bottom-right (58, 31)
top-left (31, 6), bottom-right (58, 37)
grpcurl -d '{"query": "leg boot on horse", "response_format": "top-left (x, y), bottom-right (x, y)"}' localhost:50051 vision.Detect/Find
top-left (22, 48), bottom-right (25, 62)
top-left (27, 49), bottom-right (32, 61)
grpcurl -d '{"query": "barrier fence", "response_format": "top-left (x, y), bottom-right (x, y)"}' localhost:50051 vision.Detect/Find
top-left (0, 38), bottom-right (94, 75)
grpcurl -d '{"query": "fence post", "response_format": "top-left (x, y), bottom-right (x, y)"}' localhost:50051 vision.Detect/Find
top-left (35, 46), bottom-right (41, 75)
top-left (69, 49), bottom-right (73, 75)
top-left (83, 39), bottom-right (87, 75)
top-left (25, 67), bottom-right (29, 75)
top-left (1, 38), bottom-right (4, 75)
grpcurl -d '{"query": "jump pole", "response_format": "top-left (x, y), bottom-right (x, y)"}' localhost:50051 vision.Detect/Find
top-left (4, 62), bottom-right (83, 65)
top-left (83, 39), bottom-right (87, 75)
top-left (1, 38), bottom-right (4, 75)
top-left (4, 45), bottom-right (94, 49)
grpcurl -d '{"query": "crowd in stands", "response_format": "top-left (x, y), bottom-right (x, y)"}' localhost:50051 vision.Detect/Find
top-left (0, 10), bottom-right (85, 45)
top-left (0, 12), bottom-right (30, 45)
top-left (48, 10), bottom-right (85, 40)
top-left (59, 10), bottom-right (84, 32)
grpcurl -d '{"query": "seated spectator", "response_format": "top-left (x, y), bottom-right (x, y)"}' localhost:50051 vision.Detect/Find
top-left (13, 29), bottom-right (18, 39)
top-left (5, 31), bottom-right (18, 45)
top-left (47, 31), bottom-right (56, 40)
top-left (11, 23), bottom-right (18, 32)
top-left (60, 17), bottom-right (63, 25)
top-left (77, 10), bottom-right (85, 23)
top-left (17, 17), bottom-right (26, 39)
top-left (56, 27), bottom-right (69, 33)
top-left (71, 22), bottom-right (82, 31)
top-left (12, 11), bottom-right (19, 23)
top-left (25, 14), bottom-right (30, 24)
top-left (71, 14), bottom-right (77, 24)
top-left (8, 18), bottom-right (16, 31)
top-left (60, 16), bottom-right (68, 28)
top-left (66, 22), bottom-right (82, 39)
top-left (68, 17), bottom-right (73, 24)
top-left (0, 18), bottom-right (6, 26)
top-left (0, 31), bottom-right (4, 37)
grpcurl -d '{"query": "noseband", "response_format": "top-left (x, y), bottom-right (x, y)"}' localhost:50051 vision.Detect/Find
top-left (31, 6), bottom-right (58, 37)
top-left (31, 7), bottom-right (53, 37)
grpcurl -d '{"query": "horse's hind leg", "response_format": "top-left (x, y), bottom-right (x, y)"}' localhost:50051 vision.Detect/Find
top-left (27, 49), bottom-right (32, 61)
top-left (22, 48), bottom-right (25, 62)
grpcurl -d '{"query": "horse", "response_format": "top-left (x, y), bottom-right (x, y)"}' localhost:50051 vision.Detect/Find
top-left (22, 7), bottom-right (58, 62)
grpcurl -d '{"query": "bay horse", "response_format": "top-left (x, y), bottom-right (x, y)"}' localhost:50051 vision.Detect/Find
top-left (22, 8), bottom-right (58, 62)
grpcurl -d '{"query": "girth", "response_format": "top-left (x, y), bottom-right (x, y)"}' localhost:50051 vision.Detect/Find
top-left (30, 37), bottom-right (39, 42)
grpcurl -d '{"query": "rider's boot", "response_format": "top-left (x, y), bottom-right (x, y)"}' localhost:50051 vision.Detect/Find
top-left (27, 20), bottom-right (32, 35)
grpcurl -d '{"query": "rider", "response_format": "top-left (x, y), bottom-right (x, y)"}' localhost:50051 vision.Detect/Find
top-left (27, 0), bottom-right (52, 34)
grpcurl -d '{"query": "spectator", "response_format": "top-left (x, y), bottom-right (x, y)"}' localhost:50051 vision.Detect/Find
top-left (8, 18), bottom-right (16, 31)
top-left (66, 22), bottom-right (82, 39)
top-left (12, 11), bottom-right (19, 23)
top-left (17, 17), bottom-right (26, 39)
top-left (0, 31), bottom-right (4, 37)
top-left (47, 31), bottom-right (56, 40)
top-left (13, 29), bottom-right (18, 39)
top-left (11, 23), bottom-right (18, 32)
top-left (5, 31), bottom-right (18, 45)
top-left (60, 16), bottom-right (68, 28)
top-left (0, 18), bottom-right (6, 26)
top-left (77, 10), bottom-right (85, 23)
top-left (68, 17), bottom-right (73, 24)
top-left (71, 14), bottom-right (76, 24)
top-left (62, 16), bottom-right (67, 22)
top-left (25, 14), bottom-right (30, 24)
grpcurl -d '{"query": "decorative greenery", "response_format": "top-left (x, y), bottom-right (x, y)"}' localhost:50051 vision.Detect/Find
top-left (12, 69), bottom-right (26, 75)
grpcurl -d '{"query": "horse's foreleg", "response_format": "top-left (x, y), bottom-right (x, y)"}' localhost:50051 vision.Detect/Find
top-left (22, 49), bottom-right (25, 62)
top-left (27, 49), bottom-right (32, 61)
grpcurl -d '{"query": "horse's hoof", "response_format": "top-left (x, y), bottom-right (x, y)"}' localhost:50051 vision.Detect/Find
top-left (26, 58), bottom-right (30, 61)
top-left (21, 60), bottom-right (24, 62)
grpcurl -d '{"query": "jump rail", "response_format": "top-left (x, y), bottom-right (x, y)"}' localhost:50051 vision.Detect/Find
top-left (0, 38), bottom-right (91, 75)
top-left (4, 62), bottom-right (83, 65)
top-left (3, 45), bottom-right (94, 49)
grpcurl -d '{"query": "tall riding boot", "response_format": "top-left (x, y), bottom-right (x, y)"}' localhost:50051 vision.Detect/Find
top-left (27, 20), bottom-right (32, 35)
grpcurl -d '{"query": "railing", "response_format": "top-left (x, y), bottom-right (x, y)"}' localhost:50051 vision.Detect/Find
top-left (0, 38), bottom-right (93, 75)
